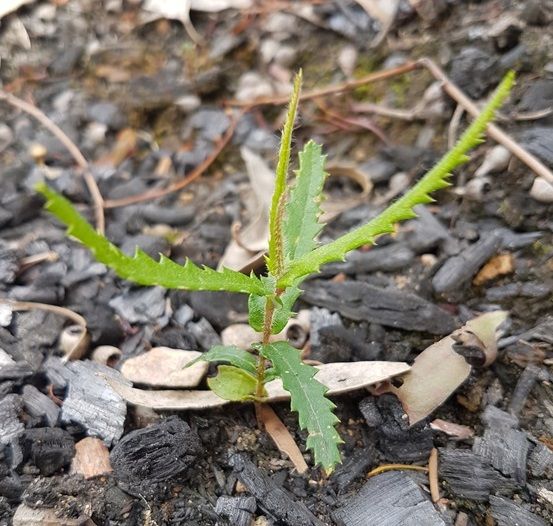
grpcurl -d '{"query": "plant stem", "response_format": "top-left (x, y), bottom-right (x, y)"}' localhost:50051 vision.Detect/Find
top-left (255, 296), bottom-right (276, 398)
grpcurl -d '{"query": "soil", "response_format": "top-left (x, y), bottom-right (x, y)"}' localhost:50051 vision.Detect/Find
top-left (1, 1), bottom-right (553, 525)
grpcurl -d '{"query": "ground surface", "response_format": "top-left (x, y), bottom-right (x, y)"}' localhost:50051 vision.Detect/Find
top-left (1, 1), bottom-right (553, 525)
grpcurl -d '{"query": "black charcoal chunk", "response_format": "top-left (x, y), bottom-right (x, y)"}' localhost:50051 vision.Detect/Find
top-left (140, 204), bottom-right (195, 226)
top-left (406, 206), bottom-right (460, 255)
top-left (22, 385), bottom-right (59, 427)
top-left (528, 442), bottom-right (553, 478)
top-left (432, 231), bottom-right (503, 294)
top-left (449, 47), bottom-right (500, 99)
top-left (473, 428), bottom-right (529, 484)
top-left (59, 360), bottom-right (131, 445)
top-left (230, 454), bottom-right (322, 526)
top-left (302, 280), bottom-right (455, 335)
top-left (111, 416), bottom-right (200, 486)
top-left (0, 394), bottom-right (24, 446)
top-left (439, 449), bottom-right (517, 502)
top-left (332, 471), bottom-right (446, 526)
top-left (109, 286), bottom-right (166, 325)
top-left (331, 448), bottom-right (373, 493)
top-left (186, 317), bottom-right (221, 351)
top-left (489, 496), bottom-right (546, 526)
top-left (508, 364), bottom-right (550, 416)
top-left (486, 282), bottom-right (552, 301)
top-left (360, 396), bottom-right (433, 462)
top-left (22, 428), bottom-right (74, 476)
top-left (318, 244), bottom-right (414, 277)
top-left (215, 496), bottom-right (256, 526)
top-left (481, 406), bottom-right (518, 430)
top-left (312, 324), bottom-right (376, 363)
top-left (309, 308), bottom-right (342, 348)
top-left (519, 127), bottom-right (553, 167)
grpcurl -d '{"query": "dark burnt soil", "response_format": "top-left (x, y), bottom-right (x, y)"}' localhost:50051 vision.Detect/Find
top-left (1, 1), bottom-right (553, 525)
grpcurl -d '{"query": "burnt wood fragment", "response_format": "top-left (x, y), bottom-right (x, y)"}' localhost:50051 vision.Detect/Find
top-left (508, 364), bottom-right (550, 416)
top-left (528, 442), bottom-right (553, 478)
top-left (230, 453), bottom-right (323, 526)
top-left (215, 496), bottom-right (256, 526)
top-left (360, 395), bottom-right (434, 462)
top-left (332, 471), bottom-right (446, 526)
top-left (432, 231), bottom-right (502, 294)
top-left (110, 416), bottom-right (201, 485)
top-left (302, 280), bottom-right (455, 334)
top-left (0, 394), bottom-right (24, 446)
top-left (489, 496), bottom-right (546, 526)
top-left (22, 385), bottom-right (59, 427)
top-left (331, 448), bottom-right (373, 493)
top-left (439, 449), bottom-right (517, 502)
top-left (22, 428), bottom-right (75, 476)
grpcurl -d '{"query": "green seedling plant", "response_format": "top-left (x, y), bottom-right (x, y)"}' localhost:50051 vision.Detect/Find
top-left (37, 70), bottom-right (514, 474)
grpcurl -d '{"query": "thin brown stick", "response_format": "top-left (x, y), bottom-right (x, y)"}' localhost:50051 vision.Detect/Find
top-left (448, 104), bottom-right (465, 149)
top-left (367, 464), bottom-right (429, 478)
top-left (104, 111), bottom-right (242, 209)
top-left (227, 61), bottom-right (419, 107)
top-left (428, 448), bottom-right (440, 503)
top-left (419, 57), bottom-right (553, 185)
top-left (0, 90), bottom-right (105, 233)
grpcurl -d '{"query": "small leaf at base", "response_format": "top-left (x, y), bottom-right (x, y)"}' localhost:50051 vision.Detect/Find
top-left (185, 345), bottom-right (257, 375)
top-left (207, 365), bottom-right (258, 401)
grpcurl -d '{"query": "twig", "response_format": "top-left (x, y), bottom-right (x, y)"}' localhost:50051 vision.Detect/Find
top-left (428, 448), bottom-right (440, 503)
top-left (419, 57), bottom-right (553, 185)
top-left (367, 464), bottom-right (429, 478)
top-left (104, 110), bottom-right (242, 208)
top-left (351, 101), bottom-right (421, 121)
top-left (0, 90), bottom-right (105, 233)
top-left (227, 61), bottom-right (419, 107)
top-left (448, 104), bottom-right (465, 149)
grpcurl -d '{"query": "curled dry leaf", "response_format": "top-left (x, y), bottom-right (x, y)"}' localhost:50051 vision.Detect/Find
top-left (106, 361), bottom-right (410, 410)
top-left (218, 147), bottom-right (274, 271)
top-left (0, 0), bottom-right (35, 20)
top-left (120, 347), bottom-right (208, 388)
top-left (385, 311), bottom-right (508, 426)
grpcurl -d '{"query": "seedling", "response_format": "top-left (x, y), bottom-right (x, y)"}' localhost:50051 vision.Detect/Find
top-left (37, 70), bottom-right (514, 473)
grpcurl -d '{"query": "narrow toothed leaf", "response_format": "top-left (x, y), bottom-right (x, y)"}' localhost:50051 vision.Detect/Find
top-left (259, 341), bottom-right (342, 473)
top-left (36, 184), bottom-right (266, 295)
top-left (277, 71), bottom-right (515, 288)
top-left (283, 140), bottom-right (328, 261)
top-left (186, 345), bottom-right (257, 375)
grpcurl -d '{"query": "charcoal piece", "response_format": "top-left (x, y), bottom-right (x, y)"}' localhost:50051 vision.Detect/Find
top-left (86, 101), bottom-right (126, 129)
top-left (481, 406), bottom-right (518, 430)
top-left (381, 145), bottom-right (436, 174)
top-left (302, 280), bottom-right (455, 335)
top-left (449, 47), bottom-right (500, 99)
top-left (188, 291), bottom-right (248, 330)
top-left (0, 476), bottom-right (22, 503)
top-left (489, 496), bottom-right (546, 526)
top-left (318, 244), bottom-right (414, 277)
top-left (432, 231), bottom-right (503, 294)
top-left (9, 284), bottom-right (62, 304)
top-left (439, 449), bottom-right (517, 502)
top-left (359, 156), bottom-right (396, 184)
top-left (120, 234), bottom-right (169, 259)
top-left (186, 317), bottom-right (221, 351)
top-left (0, 394), bottom-right (24, 446)
top-left (215, 496), bottom-right (256, 526)
top-left (140, 204), bottom-right (195, 226)
top-left (22, 428), bottom-right (75, 476)
top-left (0, 245), bottom-right (17, 284)
top-left (486, 282), bottom-right (552, 301)
top-left (473, 428), bottom-right (529, 484)
top-left (230, 454), bottom-right (322, 526)
top-left (309, 308), bottom-right (342, 348)
top-left (43, 356), bottom-right (69, 389)
top-left (59, 360), bottom-right (131, 446)
top-left (22, 385), bottom-right (59, 427)
top-left (151, 326), bottom-right (197, 351)
top-left (497, 229), bottom-right (543, 250)
top-left (508, 364), bottom-right (550, 416)
top-left (528, 442), bottom-right (553, 478)
top-left (331, 448), bottom-right (373, 493)
top-left (332, 471), bottom-right (445, 526)
top-left (519, 80), bottom-right (553, 113)
top-left (359, 396), bottom-right (433, 462)
top-left (311, 325), bottom-right (363, 363)
top-left (0, 361), bottom-right (33, 381)
top-left (519, 127), bottom-right (553, 167)
top-left (189, 109), bottom-right (230, 141)
top-left (109, 286), bottom-right (166, 325)
top-left (111, 416), bottom-right (200, 486)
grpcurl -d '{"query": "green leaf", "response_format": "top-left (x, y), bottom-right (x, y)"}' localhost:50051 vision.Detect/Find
top-left (207, 365), bottom-right (258, 401)
top-left (258, 341), bottom-right (342, 473)
top-left (267, 70), bottom-right (302, 276)
top-left (248, 282), bottom-right (302, 334)
top-left (277, 71), bottom-right (516, 288)
top-left (36, 183), bottom-right (266, 295)
top-left (283, 140), bottom-right (327, 261)
top-left (186, 345), bottom-right (257, 375)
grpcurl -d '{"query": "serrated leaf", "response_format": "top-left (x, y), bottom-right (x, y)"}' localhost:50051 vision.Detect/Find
top-left (277, 71), bottom-right (515, 288)
top-left (267, 70), bottom-right (302, 276)
top-left (248, 282), bottom-right (302, 334)
top-left (258, 341), bottom-right (342, 473)
top-left (186, 345), bottom-right (257, 375)
top-left (283, 140), bottom-right (327, 261)
top-left (36, 183), bottom-right (266, 295)
top-left (207, 365), bottom-right (258, 401)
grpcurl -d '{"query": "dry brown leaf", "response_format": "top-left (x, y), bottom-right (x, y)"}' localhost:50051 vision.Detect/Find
top-left (106, 360), bottom-right (410, 410)
top-left (218, 147), bottom-right (273, 271)
top-left (255, 403), bottom-right (308, 474)
top-left (120, 347), bottom-right (208, 388)
top-left (386, 311), bottom-right (507, 426)
top-left (473, 253), bottom-right (514, 286)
